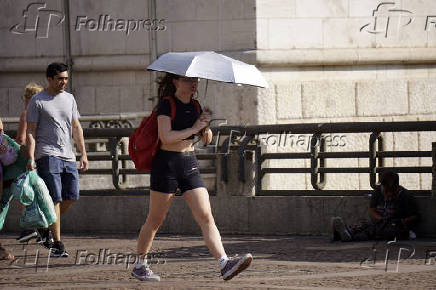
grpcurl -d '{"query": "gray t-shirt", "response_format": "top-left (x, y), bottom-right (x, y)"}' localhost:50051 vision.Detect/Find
top-left (26, 90), bottom-right (80, 161)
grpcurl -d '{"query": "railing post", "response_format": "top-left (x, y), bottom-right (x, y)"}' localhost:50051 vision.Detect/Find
top-left (310, 133), bottom-right (326, 190)
top-left (432, 142), bottom-right (436, 197)
top-left (255, 145), bottom-right (262, 195)
top-left (369, 132), bottom-right (383, 189)
top-left (109, 137), bottom-right (128, 190)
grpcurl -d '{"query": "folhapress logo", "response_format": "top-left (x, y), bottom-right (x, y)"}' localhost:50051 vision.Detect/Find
top-left (10, 2), bottom-right (65, 39)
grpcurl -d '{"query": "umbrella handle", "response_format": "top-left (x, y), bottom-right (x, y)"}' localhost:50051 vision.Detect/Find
top-left (204, 79), bottom-right (209, 100)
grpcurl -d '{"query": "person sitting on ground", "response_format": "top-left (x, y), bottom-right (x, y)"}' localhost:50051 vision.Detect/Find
top-left (332, 171), bottom-right (419, 242)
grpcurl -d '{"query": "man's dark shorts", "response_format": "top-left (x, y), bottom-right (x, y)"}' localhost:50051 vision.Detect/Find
top-left (36, 156), bottom-right (80, 202)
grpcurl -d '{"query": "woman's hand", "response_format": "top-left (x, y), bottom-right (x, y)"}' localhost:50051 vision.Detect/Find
top-left (192, 112), bottom-right (210, 133)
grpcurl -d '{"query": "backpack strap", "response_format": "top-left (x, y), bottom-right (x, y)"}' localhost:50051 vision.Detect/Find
top-left (162, 96), bottom-right (177, 121)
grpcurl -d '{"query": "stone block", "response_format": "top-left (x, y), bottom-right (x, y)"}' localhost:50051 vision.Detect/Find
top-left (157, 0), bottom-right (219, 22)
top-left (296, 0), bottom-right (348, 17)
top-left (324, 158), bottom-right (360, 190)
top-left (428, 24), bottom-right (436, 47)
top-left (213, 196), bottom-right (249, 234)
top-left (323, 18), bottom-right (376, 48)
top-left (302, 81), bottom-right (356, 118)
top-left (124, 32), bottom-right (150, 54)
top-left (374, 16), bottom-right (428, 48)
top-left (72, 0), bottom-right (148, 18)
top-left (409, 80), bottom-right (436, 114)
top-left (170, 21), bottom-right (220, 51)
top-left (402, 1), bottom-right (436, 16)
top-left (120, 86), bottom-right (144, 112)
top-left (256, 0), bottom-right (296, 18)
top-left (0, 88), bottom-right (9, 116)
top-left (96, 86), bottom-right (120, 113)
top-left (248, 197), bottom-right (294, 234)
top-left (356, 81), bottom-right (408, 116)
top-left (0, 27), bottom-right (37, 57)
top-left (419, 131), bottom-right (435, 190)
top-left (142, 87), bottom-right (154, 112)
top-left (220, 19), bottom-right (256, 50)
top-left (294, 197), bottom-right (325, 234)
top-left (8, 88), bottom-right (23, 117)
top-left (71, 27), bottom-right (127, 55)
top-left (206, 82), bottom-right (244, 125)
top-left (256, 86), bottom-right (276, 124)
top-left (35, 25), bottom-right (64, 57)
top-left (0, 0), bottom-right (26, 28)
top-left (349, 0), bottom-right (394, 17)
top-left (276, 82), bottom-right (302, 120)
top-left (165, 198), bottom-right (198, 234)
top-left (256, 18), bottom-right (269, 49)
top-left (393, 131), bottom-right (420, 189)
top-left (221, 0), bottom-right (256, 20)
top-left (237, 87), bottom-right (257, 126)
top-left (134, 71), bottom-right (151, 86)
top-left (268, 18), bottom-right (323, 49)
top-left (74, 71), bottom-right (136, 87)
top-left (0, 73), bottom-right (46, 89)
top-left (75, 86), bottom-right (96, 115)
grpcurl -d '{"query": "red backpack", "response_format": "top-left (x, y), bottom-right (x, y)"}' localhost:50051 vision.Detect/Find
top-left (128, 96), bottom-right (201, 172)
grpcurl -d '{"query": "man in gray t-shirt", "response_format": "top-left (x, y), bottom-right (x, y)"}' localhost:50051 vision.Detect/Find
top-left (26, 62), bottom-right (88, 257)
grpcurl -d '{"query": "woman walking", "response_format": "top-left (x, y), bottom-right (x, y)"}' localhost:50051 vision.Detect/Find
top-left (131, 73), bottom-right (252, 282)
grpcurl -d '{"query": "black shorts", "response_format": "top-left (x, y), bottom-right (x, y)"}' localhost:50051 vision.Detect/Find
top-left (150, 150), bottom-right (205, 194)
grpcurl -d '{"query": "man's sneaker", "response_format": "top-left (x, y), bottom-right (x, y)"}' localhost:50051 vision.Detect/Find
top-left (50, 241), bottom-right (69, 257)
top-left (221, 253), bottom-right (253, 281)
top-left (131, 264), bottom-right (161, 282)
top-left (332, 217), bottom-right (352, 242)
top-left (16, 230), bottom-right (38, 243)
top-left (37, 229), bottom-right (54, 249)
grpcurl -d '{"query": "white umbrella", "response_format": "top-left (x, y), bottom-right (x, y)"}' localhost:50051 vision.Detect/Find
top-left (147, 51), bottom-right (268, 88)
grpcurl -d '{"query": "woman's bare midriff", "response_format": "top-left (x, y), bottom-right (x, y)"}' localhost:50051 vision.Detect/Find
top-left (160, 139), bottom-right (195, 152)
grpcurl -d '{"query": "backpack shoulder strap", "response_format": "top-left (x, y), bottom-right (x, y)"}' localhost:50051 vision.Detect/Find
top-left (192, 99), bottom-right (201, 115)
top-left (162, 96), bottom-right (177, 121)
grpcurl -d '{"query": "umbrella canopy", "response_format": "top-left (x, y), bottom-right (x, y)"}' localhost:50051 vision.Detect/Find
top-left (147, 51), bottom-right (268, 88)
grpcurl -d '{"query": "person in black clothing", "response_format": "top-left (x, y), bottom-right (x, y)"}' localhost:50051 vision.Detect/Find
top-left (131, 73), bottom-right (252, 282)
top-left (332, 171), bottom-right (419, 242)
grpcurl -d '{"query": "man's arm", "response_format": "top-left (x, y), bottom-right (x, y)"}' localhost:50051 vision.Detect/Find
top-left (26, 122), bottom-right (37, 170)
top-left (72, 119), bottom-right (88, 172)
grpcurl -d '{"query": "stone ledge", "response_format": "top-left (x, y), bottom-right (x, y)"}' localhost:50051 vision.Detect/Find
top-left (255, 48), bottom-right (436, 67)
top-left (0, 54), bottom-right (152, 72)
